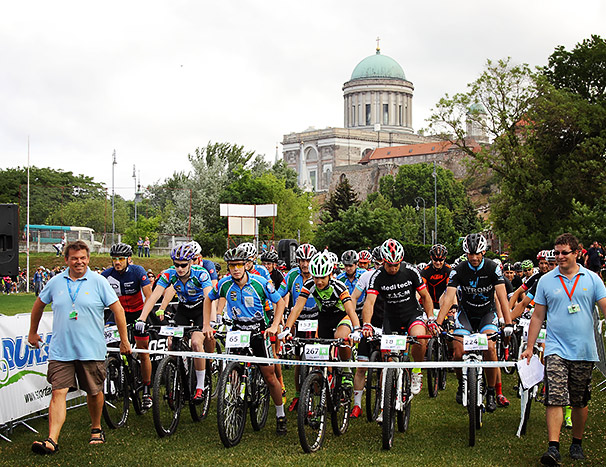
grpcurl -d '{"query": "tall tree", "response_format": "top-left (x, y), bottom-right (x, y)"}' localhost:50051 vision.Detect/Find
top-left (321, 176), bottom-right (359, 222)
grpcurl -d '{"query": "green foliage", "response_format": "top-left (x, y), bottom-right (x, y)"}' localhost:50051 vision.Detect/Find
top-left (45, 197), bottom-right (130, 234)
top-left (321, 176), bottom-right (359, 222)
top-left (123, 215), bottom-right (161, 248)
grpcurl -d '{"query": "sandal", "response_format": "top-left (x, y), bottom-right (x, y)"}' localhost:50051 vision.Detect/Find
top-left (89, 428), bottom-right (105, 445)
top-left (32, 437), bottom-right (59, 455)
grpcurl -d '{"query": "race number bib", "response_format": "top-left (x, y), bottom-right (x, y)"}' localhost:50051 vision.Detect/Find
top-left (225, 330), bottom-right (251, 349)
top-left (297, 320), bottom-right (318, 332)
top-left (304, 344), bottom-right (331, 361)
top-left (521, 320), bottom-right (546, 343)
top-left (159, 326), bottom-right (185, 338)
top-left (463, 333), bottom-right (488, 351)
top-left (536, 329), bottom-right (546, 344)
top-left (104, 325), bottom-right (121, 344)
top-left (381, 335), bottom-right (407, 351)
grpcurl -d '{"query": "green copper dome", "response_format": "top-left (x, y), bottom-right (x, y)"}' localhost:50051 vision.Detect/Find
top-left (468, 103), bottom-right (487, 113)
top-left (350, 50), bottom-right (406, 81)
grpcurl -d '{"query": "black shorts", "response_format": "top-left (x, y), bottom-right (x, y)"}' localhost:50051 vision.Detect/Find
top-left (229, 326), bottom-right (273, 366)
top-left (453, 308), bottom-right (498, 336)
top-left (383, 312), bottom-right (425, 335)
top-left (318, 314), bottom-right (350, 339)
top-left (174, 301), bottom-right (205, 328)
top-left (106, 309), bottom-right (149, 339)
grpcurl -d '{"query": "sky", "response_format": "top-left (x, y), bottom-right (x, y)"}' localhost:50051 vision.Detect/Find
top-left (1, 0), bottom-right (603, 199)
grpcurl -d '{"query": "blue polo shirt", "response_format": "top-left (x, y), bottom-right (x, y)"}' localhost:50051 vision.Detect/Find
top-left (39, 267), bottom-right (119, 361)
top-left (534, 265), bottom-right (606, 361)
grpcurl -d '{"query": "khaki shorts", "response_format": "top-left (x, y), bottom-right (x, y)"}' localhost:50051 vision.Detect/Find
top-left (544, 354), bottom-right (593, 407)
top-left (47, 360), bottom-right (106, 395)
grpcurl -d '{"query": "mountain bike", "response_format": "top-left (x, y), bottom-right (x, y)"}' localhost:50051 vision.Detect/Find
top-left (426, 330), bottom-right (449, 397)
top-left (296, 336), bottom-right (354, 453)
top-left (365, 333), bottom-right (383, 422)
top-left (216, 329), bottom-right (271, 448)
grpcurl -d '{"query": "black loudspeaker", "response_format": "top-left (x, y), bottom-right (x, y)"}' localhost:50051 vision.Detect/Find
top-left (277, 239), bottom-right (298, 267)
top-left (0, 204), bottom-right (19, 276)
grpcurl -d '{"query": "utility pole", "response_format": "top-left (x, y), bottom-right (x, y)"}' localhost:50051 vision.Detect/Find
top-left (112, 150), bottom-right (117, 243)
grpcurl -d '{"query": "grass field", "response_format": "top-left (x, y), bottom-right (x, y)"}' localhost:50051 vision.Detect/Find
top-left (0, 293), bottom-right (36, 316)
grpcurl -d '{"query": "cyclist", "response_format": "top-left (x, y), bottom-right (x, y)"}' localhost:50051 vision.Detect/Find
top-left (337, 250), bottom-right (366, 316)
top-left (361, 239), bottom-right (434, 396)
top-left (521, 259), bottom-right (534, 281)
top-left (240, 242), bottom-right (271, 280)
top-left (281, 250), bottom-right (361, 369)
top-left (278, 243), bottom-right (319, 411)
top-left (202, 247), bottom-right (288, 435)
top-left (512, 262), bottom-right (524, 289)
top-left (420, 244), bottom-right (451, 315)
top-left (349, 246), bottom-right (385, 418)
top-left (357, 250), bottom-right (373, 270)
top-left (102, 243), bottom-right (153, 408)
top-left (509, 252), bottom-right (550, 308)
top-left (260, 250), bottom-right (285, 290)
top-left (435, 233), bottom-right (513, 412)
top-left (138, 243), bottom-right (214, 403)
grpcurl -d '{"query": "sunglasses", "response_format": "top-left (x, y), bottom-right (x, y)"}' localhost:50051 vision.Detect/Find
top-left (554, 250), bottom-right (574, 256)
top-left (432, 258), bottom-right (445, 262)
top-left (111, 257), bottom-right (127, 261)
top-left (228, 262), bottom-right (246, 269)
top-left (173, 262), bottom-right (189, 269)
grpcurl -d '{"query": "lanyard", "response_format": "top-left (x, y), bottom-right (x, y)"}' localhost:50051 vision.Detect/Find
top-left (66, 278), bottom-right (84, 308)
top-left (558, 275), bottom-right (580, 302)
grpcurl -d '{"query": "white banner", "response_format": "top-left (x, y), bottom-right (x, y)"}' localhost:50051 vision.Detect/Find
top-left (0, 312), bottom-right (84, 425)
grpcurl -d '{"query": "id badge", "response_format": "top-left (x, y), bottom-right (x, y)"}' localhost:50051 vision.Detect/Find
top-left (69, 309), bottom-right (78, 320)
top-left (568, 303), bottom-right (580, 314)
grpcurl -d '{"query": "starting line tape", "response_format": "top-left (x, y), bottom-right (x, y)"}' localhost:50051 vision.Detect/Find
top-left (106, 347), bottom-right (517, 369)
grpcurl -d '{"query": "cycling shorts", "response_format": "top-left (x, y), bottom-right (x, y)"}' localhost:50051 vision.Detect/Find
top-left (382, 312), bottom-right (425, 335)
top-left (174, 301), bottom-right (205, 328)
top-left (318, 314), bottom-right (350, 339)
top-left (228, 329), bottom-right (273, 366)
top-left (453, 308), bottom-right (498, 336)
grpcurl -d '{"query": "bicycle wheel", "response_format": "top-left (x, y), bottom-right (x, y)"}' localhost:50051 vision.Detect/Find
top-left (397, 370), bottom-right (411, 433)
top-left (249, 365), bottom-right (270, 431)
top-left (503, 333), bottom-right (518, 375)
top-left (467, 368), bottom-right (477, 447)
top-left (102, 355), bottom-right (129, 429)
top-left (438, 340), bottom-right (448, 390)
top-left (217, 361), bottom-right (247, 448)
top-left (330, 370), bottom-right (352, 436)
top-left (426, 338), bottom-right (439, 398)
top-left (189, 358), bottom-right (211, 422)
top-left (128, 357), bottom-right (144, 416)
top-left (382, 368), bottom-right (397, 450)
top-left (152, 356), bottom-right (183, 437)
top-left (297, 371), bottom-right (327, 453)
top-left (366, 350), bottom-right (382, 422)
top-left (211, 339), bottom-right (224, 398)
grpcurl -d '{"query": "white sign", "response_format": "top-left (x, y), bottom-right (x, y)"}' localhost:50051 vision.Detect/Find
top-left (225, 331), bottom-right (251, 349)
top-left (463, 333), bottom-right (489, 351)
top-left (159, 326), bottom-right (185, 338)
top-left (297, 320), bottom-right (318, 332)
top-left (104, 325), bottom-right (121, 344)
top-left (0, 313), bottom-right (85, 425)
top-left (304, 344), bottom-right (331, 361)
top-left (381, 335), bottom-right (407, 351)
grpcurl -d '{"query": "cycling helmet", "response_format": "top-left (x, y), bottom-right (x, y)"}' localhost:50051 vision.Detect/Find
top-left (429, 244), bottom-right (448, 260)
top-left (110, 243), bottom-right (133, 257)
top-left (277, 259), bottom-right (287, 270)
top-left (358, 250), bottom-right (372, 263)
top-left (224, 247), bottom-right (249, 263)
top-left (381, 239), bottom-right (404, 264)
top-left (536, 250), bottom-right (549, 261)
top-left (260, 250), bottom-right (279, 263)
top-left (309, 252), bottom-right (334, 277)
top-left (171, 243), bottom-right (196, 262)
top-left (189, 241), bottom-right (202, 256)
top-left (503, 263), bottom-right (514, 272)
top-left (238, 242), bottom-right (257, 261)
top-left (492, 258), bottom-right (503, 270)
top-left (341, 250), bottom-right (358, 265)
top-left (417, 262), bottom-right (427, 271)
top-left (327, 251), bottom-right (339, 267)
top-left (513, 261), bottom-right (522, 272)
top-left (296, 243), bottom-right (317, 261)
top-left (371, 246), bottom-right (383, 262)
top-left (462, 233), bottom-right (487, 254)
top-left (521, 259), bottom-right (533, 270)
top-left (546, 250), bottom-right (556, 262)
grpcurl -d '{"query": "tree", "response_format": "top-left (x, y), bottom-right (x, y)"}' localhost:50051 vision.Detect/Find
top-left (123, 215), bottom-right (161, 248)
top-left (321, 176), bottom-right (359, 222)
top-left (45, 197), bottom-right (130, 234)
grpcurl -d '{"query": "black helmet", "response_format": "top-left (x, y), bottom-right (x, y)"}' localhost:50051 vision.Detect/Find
top-left (429, 244), bottom-right (448, 260)
top-left (371, 246), bottom-right (383, 262)
top-left (341, 250), bottom-right (358, 266)
top-left (224, 247), bottom-right (249, 263)
top-left (513, 261), bottom-right (522, 272)
top-left (462, 233), bottom-right (487, 255)
top-left (503, 263), bottom-right (514, 272)
top-left (260, 250), bottom-right (279, 263)
top-left (110, 243), bottom-right (133, 257)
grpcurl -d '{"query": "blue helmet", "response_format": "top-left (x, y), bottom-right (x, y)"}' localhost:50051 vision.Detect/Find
top-left (170, 243), bottom-right (196, 262)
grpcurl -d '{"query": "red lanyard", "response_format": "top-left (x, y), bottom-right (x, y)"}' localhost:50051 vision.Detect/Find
top-left (559, 275), bottom-right (580, 302)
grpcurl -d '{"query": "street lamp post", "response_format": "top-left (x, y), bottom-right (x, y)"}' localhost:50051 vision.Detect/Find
top-left (111, 150), bottom-right (117, 243)
top-left (433, 161), bottom-right (438, 243)
top-left (415, 196), bottom-right (426, 245)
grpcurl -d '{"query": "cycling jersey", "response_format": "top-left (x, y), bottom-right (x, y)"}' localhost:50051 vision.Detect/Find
top-left (521, 270), bottom-right (544, 292)
top-left (298, 277), bottom-right (352, 338)
top-left (447, 258), bottom-right (504, 317)
top-left (420, 263), bottom-right (452, 308)
top-left (156, 265), bottom-right (212, 306)
top-left (268, 268), bottom-right (285, 290)
top-left (367, 263), bottom-right (426, 323)
top-left (337, 268), bottom-right (366, 309)
top-left (102, 264), bottom-right (150, 313)
top-left (200, 259), bottom-right (219, 282)
top-left (355, 268), bottom-right (384, 327)
top-left (209, 272), bottom-right (281, 330)
top-left (250, 264), bottom-right (271, 281)
top-left (278, 267), bottom-right (318, 319)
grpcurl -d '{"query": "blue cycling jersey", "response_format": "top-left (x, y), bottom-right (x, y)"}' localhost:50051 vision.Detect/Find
top-left (200, 259), bottom-right (219, 282)
top-left (157, 265), bottom-right (212, 304)
top-left (337, 268), bottom-right (366, 305)
top-left (209, 272), bottom-right (281, 328)
top-left (278, 267), bottom-right (318, 318)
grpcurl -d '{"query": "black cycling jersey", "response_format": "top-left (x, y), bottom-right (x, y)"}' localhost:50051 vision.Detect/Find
top-left (420, 263), bottom-right (451, 308)
top-left (268, 268), bottom-right (285, 291)
top-left (521, 271), bottom-right (544, 292)
top-left (367, 263), bottom-right (426, 320)
top-left (503, 276), bottom-right (514, 298)
top-left (447, 258), bottom-right (504, 317)
top-left (511, 275), bottom-right (523, 289)
top-left (299, 278), bottom-right (351, 317)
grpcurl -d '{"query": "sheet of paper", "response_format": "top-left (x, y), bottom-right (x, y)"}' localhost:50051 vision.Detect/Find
top-left (516, 355), bottom-right (544, 390)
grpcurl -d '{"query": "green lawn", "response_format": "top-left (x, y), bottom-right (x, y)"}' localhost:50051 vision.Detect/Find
top-left (1, 368), bottom-right (605, 466)
top-left (0, 293), bottom-right (36, 316)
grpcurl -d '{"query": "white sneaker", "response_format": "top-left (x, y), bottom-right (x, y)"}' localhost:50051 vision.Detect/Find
top-left (411, 372), bottom-right (423, 395)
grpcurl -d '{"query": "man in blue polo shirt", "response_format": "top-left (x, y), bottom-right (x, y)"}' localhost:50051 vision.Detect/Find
top-left (28, 240), bottom-right (131, 455)
top-left (522, 233), bottom-right (606, 465)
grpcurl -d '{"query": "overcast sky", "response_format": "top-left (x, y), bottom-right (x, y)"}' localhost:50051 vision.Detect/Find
top-left (1, 0), bottom-right (603, 199)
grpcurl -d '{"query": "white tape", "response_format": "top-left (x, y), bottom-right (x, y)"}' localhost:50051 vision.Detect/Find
top-left (106, 347), bottom-right (516, 369)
